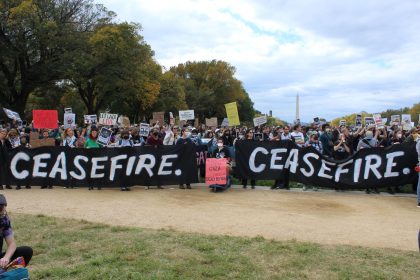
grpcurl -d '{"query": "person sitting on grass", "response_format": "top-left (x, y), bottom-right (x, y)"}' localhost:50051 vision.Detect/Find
top-left (0, 195), bottom-right (33, 269)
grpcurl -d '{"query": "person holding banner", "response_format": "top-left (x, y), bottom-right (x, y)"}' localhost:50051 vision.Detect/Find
top-left (0, 128), bottom-right (12, 190)
top-left (240, 129), bottom-right (256, 189)
top-left (84, 127), bottom-right (103, 190)
top-left (6, 129), bottom-right (29, 190)
top-left (62, 128), bottom-right (77, 148)
top-left (84, 127), bottom-right (102, 149)
top-left (145, 129), bottom-right (164, 190)
top-left (163, 126), bottom-right (179, 146)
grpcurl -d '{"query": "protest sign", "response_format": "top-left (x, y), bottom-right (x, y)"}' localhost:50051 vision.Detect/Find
top-left (64, 107), bottom-right (72, 114)
top-left (313, 117), bottom-right (320, 125)
top-left (169, 112), bottom-right (175, 125)
top-left (33, 110), bottom-right (58, 129)
top-left (401, 114), bottom-right (412, 130)
top-left (205, 158), bottom-right (227, 185)
top-left (139, 123), bottom-right (150, 137)
top-left (253, 116), bottom-right (267, 127)
top-left (194, 118), bottom-right (199, 128)
top-left (221, 118), bottom-right (229, 127)
top-left (205, 117), bottom-right (218, 127)
top-left (1, 144), bottom-right (198, 187)
top-left (372, 114), bottom-right (384, 129)
top-left (152, 112), bottom-right (165, 125)
top-left (391, 115), bottom-right (400, 126)
top-left (99, 113), bottom-right (118, 126)
top-left (84, 115), bottom-right (97, 125)
top-left (364, 117), bottom-right (375, 127)
top-left (179, 110), bottom-right (195, 121)
top-left (355, 114), bottom-right (362, 128)
top-left (225, 102), bottom-right (240, 126)
top-left (235, 141), bottom-right (417, 189)
top-left (97, 127), bottom-right (112, 146)
top-left (253, 133), bottom-right (263, 141)
top-left (381, 118), bottom-right (388, 125)
top-left (121, 117), bottom-right (130, 128)
top-left (3, 108), bottom-right (21, 121)
top-left (63, 113), bottom-right (76, 129)
top-left (339, 120), bottom-right (346, 127)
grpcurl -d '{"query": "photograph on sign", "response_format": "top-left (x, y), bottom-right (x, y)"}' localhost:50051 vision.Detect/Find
top-left (139, 123), bottom-right (150, 137)
top-left (372, 114), bottom-right (384, 128)
top-left (253, 116), bottom-right (267, 127)
top-left (401, 114), bottom-right (412, 130)
top-left (179, 110), bottom-right (195, 121)
top-left (64, 107), bottom-right (72, 114)
top-left (313, 117), bottom-right (320, 124)
top-left (97, 127), bottom-right (112, 146)
top-left (355, 114), bottom-right (362, 128)
top-left (84, 115), bottom-right (97, 124)
top-left (63, 113), bottom-right (76, 129)
top-left (390, 115), bottom-right (400, 126)
top-left (253, 133), bottom-right (263, 141)
top-left (339, 120), bottom-right (346, 127)
top-left (364, 117), bottom-right (375, 127)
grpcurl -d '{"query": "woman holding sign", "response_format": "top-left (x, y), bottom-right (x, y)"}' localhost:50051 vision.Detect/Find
top-left (84, 127), bottom-right (103, 190)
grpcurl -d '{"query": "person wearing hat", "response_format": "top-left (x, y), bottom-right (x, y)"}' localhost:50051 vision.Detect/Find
top-left (0, 195), bottom-right (33, 268)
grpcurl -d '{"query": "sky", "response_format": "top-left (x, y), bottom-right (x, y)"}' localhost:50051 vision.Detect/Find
top-left (100, 0), bottom-right (420, 122)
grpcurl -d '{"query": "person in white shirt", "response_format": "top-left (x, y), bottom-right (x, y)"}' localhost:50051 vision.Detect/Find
top-left (291, 124), bottom-right (305, 147)
top-left (62, 128), bottom-right (77, 148)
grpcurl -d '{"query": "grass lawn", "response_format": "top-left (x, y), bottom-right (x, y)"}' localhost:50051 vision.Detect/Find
top-left (11, 213), bottom-right (420, 280)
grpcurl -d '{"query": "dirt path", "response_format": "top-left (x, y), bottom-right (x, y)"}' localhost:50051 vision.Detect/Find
top-left (3, 185), bottom-right (419, 251)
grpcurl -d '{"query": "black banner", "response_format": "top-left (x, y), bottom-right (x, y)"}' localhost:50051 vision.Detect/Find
top-left (0, 144), bottom-right (198, 187)
top-left (235, 141), bottom-right (418, 189)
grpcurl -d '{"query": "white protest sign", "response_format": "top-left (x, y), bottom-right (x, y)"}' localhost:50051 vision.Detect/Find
top-left (339, 120), bottom-right (346, 127)
top-left (179, 110), bottom-right (195, 121)
top-left (253, 116), bottom-right (267, 127)
top-left (3, 108), bottom-right (21, 121)
top-left (401, 114), bottom-right (412, 130)
top-left (364, 117), bottom-right (375, 127)
top-left (63, 113), bottom-right (76, 129)
top-left (84, 115), bottom-right (97, 125)
top-left (390, 115), bottom-right (400, 126)
top-left (381, 118), bottom-right (388, 125)
top-left (221, 118), bottom-right (229, 127)
top-left (139, 123), bottom-right (150, 137)
top-left (372, 113), bottom-right (384, 129)
top-left (64, 107), bottom-right (72, 114)
top-left (99, 113), bottom-right (118, 126)
top-left (97, 127), bottom-right (112, 146)
top-left (169, 112), bottom-right (175, 125)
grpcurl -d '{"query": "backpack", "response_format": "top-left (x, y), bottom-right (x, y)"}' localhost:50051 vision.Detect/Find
top-left (0, 268), bottom-right (29, 280)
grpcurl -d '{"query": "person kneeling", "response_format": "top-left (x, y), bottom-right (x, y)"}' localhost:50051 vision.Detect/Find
top-left (0, 195), bottom-right (33, 270)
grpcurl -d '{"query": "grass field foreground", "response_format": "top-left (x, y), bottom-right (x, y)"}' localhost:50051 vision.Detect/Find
top-left (11, 213), bottom-right (420, 280)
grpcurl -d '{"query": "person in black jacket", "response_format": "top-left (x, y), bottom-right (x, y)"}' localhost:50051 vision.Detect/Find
top-left (240, 129), bottom-right (256, 189)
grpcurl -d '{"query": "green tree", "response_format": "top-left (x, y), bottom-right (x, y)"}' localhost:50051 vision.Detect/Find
top-left (170, 60), bottom-right (255, 123)
top-left (0, 0), bottom-right (112, 115)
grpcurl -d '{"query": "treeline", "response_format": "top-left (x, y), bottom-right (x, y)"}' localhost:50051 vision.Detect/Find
top-left (0, 0), bottom-right (255, 123)
top-left (331, 103), bottom-right (420, 126)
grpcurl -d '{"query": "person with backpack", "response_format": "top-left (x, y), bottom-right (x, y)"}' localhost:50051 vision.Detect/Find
top-left (0, 195), bottom-right (32, 269)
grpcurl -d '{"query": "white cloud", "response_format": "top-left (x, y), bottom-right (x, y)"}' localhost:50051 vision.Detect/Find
top-left (99, 0), bottom-right (420, 122)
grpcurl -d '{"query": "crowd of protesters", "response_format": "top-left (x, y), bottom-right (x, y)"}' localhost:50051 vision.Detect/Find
top-left (0, 117), bottom-right (419, 200)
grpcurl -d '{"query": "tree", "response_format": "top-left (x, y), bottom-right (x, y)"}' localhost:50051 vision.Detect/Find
top-left (0, 0), bottom-right (112, 115)
top-left (151, 71), bottom-right (188, 114)
top-left (67, 21), bottom-right (161, 121)
top-left (170, 60), bottom-right (255, 122)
